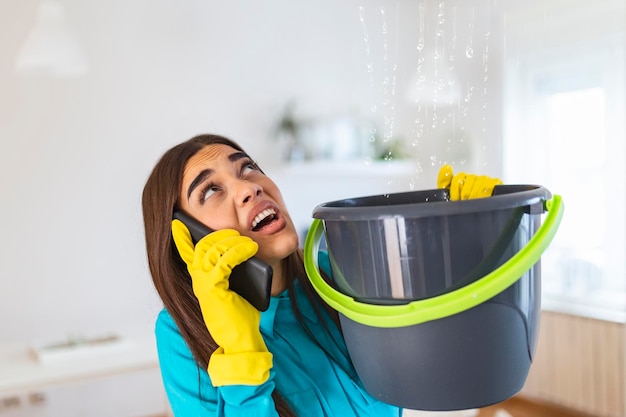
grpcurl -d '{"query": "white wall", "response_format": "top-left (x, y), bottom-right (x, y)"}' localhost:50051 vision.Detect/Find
top-left (0, 0), bottom-right (504, 344)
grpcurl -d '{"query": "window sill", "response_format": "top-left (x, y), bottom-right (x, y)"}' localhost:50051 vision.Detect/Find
top-left (542, 295), bottom-right (626, 324)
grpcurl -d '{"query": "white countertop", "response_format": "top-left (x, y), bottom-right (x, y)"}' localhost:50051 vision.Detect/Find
top-left (0, 333), bottom-right (159, 392)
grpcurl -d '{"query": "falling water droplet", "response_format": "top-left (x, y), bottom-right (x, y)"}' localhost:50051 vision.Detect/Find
top-left (417, 4), bottom-right (425, 51)
top-left (437, 3), bottom-right (446, 36)
top-left (466, 7), bottom-right (475, 59)
top-left (450, 5), bottom-right (458, 55)
top-left (381, 9), bottom-right (388, 35)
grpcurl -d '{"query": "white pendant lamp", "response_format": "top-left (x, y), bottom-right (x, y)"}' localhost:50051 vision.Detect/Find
top-left (15, 1), bottom-right (88, 77)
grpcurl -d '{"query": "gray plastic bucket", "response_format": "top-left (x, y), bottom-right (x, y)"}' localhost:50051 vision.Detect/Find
top-left (304, 185), bottom-right (564, 411)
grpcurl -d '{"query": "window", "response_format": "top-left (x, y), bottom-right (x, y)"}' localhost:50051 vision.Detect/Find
top-left (502, 0), bottom-right (626, 321)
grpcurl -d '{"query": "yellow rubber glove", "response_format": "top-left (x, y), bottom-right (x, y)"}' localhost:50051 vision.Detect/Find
top-left (437, 164), bottom-right (503, 201)
top-left (171, 219), bottom-right (272, 386)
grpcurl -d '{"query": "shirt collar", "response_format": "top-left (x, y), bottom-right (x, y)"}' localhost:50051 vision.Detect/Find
top-left (260, 293), bottom-right (282, 336)
top-left (260, 280), bottom-right (319, 337)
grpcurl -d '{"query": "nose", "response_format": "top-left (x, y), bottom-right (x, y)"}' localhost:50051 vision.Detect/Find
top-left (235, 180), bottom-right (262, 205)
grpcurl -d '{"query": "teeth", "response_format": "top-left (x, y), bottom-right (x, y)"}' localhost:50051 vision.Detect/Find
top-left (252, 208), bottom-right (276, 229)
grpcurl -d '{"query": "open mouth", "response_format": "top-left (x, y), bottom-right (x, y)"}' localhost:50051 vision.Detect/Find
top-left (252, 208), bottom-right (278, 231)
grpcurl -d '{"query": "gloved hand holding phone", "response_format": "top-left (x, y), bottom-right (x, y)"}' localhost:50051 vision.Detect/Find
top-left (171, 220), bottom-right (272, 386)
top-left (437, 164), bottom-right (503, 200)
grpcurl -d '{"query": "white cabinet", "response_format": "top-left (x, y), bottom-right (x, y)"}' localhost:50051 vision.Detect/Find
top-left (0, 369), bottom-right (167, 417)
top-left (0, 335), bottom-right (170, 417)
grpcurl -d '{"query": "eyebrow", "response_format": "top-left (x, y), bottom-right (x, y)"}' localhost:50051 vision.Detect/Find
top-left (187, 169), bottom-right (212, 200)
top-left (186, 151), bottom-right (251, 200)
top-left (228, 151), bottom-right (249, 163)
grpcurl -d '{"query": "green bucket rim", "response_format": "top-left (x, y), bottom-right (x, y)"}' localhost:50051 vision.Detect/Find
top-left (303, 195), bottom-right (564, 328)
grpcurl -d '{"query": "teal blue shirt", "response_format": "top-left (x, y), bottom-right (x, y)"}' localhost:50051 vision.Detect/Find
top-left (155, 258), bottom-right (401, 417)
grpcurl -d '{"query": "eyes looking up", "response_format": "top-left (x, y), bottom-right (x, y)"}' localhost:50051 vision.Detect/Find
top-left (197, 157), bottom-right (262, 205)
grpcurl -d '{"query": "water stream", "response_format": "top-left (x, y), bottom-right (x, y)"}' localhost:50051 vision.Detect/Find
top-left (357, 0), bottom-right (502, 188)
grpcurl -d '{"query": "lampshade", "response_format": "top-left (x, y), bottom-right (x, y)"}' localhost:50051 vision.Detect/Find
top-left (15, 1), bottom-right (88, 77)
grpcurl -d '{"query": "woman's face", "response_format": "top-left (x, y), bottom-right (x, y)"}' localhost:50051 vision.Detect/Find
top-left (178, 144), bottom-right (299, 267)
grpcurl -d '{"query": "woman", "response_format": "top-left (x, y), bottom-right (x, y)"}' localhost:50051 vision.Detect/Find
top-left (142, 133), bottom-right (500, 416)
top-left (142, 134), bottom-right (403, 417)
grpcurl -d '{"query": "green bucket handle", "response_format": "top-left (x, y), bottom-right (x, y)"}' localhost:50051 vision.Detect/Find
top-left (304, 195), bottom-right (564, 328)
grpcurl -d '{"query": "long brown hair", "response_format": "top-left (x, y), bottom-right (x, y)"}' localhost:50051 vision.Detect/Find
top-left (142, 134), bottom-right (339, 416)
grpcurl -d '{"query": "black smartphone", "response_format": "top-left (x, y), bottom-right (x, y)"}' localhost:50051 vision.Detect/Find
top-left (173, 211), bottom-right (273, 312)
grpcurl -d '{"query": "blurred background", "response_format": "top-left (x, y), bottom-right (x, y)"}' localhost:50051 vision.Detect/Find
top-left (0, 0), bottom-right (624, 416)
